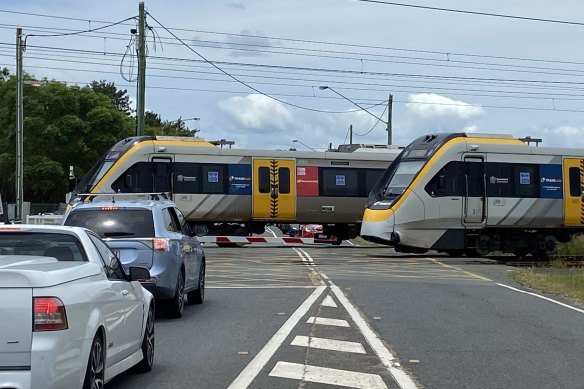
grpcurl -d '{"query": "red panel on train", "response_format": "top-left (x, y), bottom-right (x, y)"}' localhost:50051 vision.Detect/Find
top-left (296, 166), bottom-right (319, 196)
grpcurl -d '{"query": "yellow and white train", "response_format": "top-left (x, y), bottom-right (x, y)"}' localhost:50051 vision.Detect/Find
top-left (361, 132), bottom-right (584, 257)
top-left (72, 136), bottom-right (401, 241)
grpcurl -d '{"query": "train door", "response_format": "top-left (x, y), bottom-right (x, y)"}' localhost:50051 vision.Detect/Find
top-left (463, 156), bottom-right (486, 225)
top-left (252, 159), bottom-right (296, 220)
top-left (151, 156), bottom-right (173, 197)
top-left (563, 158), bottom-right (584, 226)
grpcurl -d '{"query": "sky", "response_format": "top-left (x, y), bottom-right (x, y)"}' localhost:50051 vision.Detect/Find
top-left (3, 0), bottom-right (584, 151)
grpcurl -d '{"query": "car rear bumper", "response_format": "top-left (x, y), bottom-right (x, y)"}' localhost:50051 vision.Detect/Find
top-left (0, 371), bottom-right (31, 389)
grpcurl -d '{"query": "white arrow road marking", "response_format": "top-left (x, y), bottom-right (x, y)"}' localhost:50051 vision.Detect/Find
top-left (307, 316), bottom-right (350, 327)
top-left (269, 361), bottom-right (388, 389)
top-left (321, 295), bottom-right (338, 307)
top-left (291, 335), bottom-right (366, 354)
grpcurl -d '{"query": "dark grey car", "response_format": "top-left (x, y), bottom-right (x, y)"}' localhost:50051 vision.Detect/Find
top-left (62, 197), bottom-right (205, 318)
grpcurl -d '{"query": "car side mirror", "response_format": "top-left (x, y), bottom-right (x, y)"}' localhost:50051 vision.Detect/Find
top-left (129, 266), bottom-right (151, 281)
top-left (193, 224), bottom-right (208, 237)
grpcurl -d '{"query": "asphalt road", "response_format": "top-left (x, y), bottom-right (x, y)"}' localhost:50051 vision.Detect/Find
top-left (108, 243), bottom-right (584, 389)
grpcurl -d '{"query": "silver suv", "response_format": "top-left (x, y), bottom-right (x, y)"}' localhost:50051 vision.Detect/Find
top-left (62, 194), bottom-right (205, 318)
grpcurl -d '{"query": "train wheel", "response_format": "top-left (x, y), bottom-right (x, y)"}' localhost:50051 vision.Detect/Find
top-left (475, 235), bottom-right (492, 256)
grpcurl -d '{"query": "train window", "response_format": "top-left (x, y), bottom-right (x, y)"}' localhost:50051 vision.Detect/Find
top-left (425, 162), bottom-right (464, 197)
top-left (112, 162), bottom-right (153, 193)
top-left (202, 165), bottom-right (225, 194)
top-left (258, 167), bottom-right (270, 193)
top-left (321, 168), bottom-right (359, 197)
top-left (569, 167), bottom-right (581, 197)
top-left (365, 170), bottom-right (384, 195)
top-left (153, 161), bottom-right (172, 193)
top-left (486, 163), bottom-right (513, 197)
top-left (513, 165), bottom-right (538, 198)
top-left (465, 161), bottom-right (485, 197)
top-left (279, 168), bottom-right (290, 194)
top-left (174, 163), bottom-right (200, 194)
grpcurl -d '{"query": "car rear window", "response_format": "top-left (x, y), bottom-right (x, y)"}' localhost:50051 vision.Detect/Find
top-left (64, 209), bottom-right (155, 238)
top-left (0, 232), bottom-right (87, 262)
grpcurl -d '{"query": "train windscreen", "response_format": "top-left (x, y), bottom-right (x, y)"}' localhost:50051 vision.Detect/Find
top-left (381, 160), bottom-right (425, 197)
top-left (73, 136), bottom-right (153, 195)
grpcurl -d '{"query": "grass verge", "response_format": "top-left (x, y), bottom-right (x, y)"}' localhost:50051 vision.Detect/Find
top-left (510, 260), bottom-right (584, 304)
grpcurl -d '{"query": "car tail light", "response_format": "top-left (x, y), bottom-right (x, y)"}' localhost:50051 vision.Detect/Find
top-left (153, 238), bottom-right (169, 251)
top-left (33, 297), bottom-right (68, 331)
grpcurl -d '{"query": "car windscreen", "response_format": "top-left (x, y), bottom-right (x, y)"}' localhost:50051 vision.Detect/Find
top-left (64, 208), bottom-right (155, 238)
top-left (0, 232), bottom-right (87, 261)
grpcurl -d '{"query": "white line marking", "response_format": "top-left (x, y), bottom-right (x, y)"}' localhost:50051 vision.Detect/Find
top-left (269, 361), bottom-right (387, 389)
top-left (497, 283), bottom-right (584, 314)
top-left (296, 248), bottom-right (417, 388)
top-left (347, 240), bottom-right (355, 246)
top-left (291, 335), bottom-right (366, 354)
top-left (226, 286), bottom-right (327, 389)
top-left (321, 295), bottom-right (338, 307)
top-left (307, 316), bottom-right (350, 327)
top-left (330, 284), bottom-right (419, 389)
top-left (266, 226), bottom-right (277, 238)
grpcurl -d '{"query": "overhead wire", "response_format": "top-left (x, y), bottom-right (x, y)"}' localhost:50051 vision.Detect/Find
top-left (143, 10), bottom-right (391, 114)
top-left (353, 0), bottom-right (584, 26)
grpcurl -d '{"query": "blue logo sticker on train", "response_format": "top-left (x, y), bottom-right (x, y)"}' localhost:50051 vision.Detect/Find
top-left (336, 175), bottom-right (346, 186)
top-left (539, 164), bottom-right (563, 198)
top-left (519, 172), bottom-right (530, 185)
top-left (228, 164), bottom-right (252, 195)
top-left (208, 171), bottom-right (219, 183)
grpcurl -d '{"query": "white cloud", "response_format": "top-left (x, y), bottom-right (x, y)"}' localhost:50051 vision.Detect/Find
top-left (463, 124), bottom-right (479, 133)
top-left (534, 125), bottom-right (584, 147)
top-left (407, 93), bottom-right (484, 119)
top-left (218, 94), bottom-right (293, 130)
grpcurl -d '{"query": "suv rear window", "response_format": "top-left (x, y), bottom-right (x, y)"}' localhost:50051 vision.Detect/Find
top-left (64, 209), bottom-right (155, 238)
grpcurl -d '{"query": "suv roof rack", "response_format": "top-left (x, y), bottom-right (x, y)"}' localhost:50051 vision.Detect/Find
top-left (71, 192), bottom-right (171, 203)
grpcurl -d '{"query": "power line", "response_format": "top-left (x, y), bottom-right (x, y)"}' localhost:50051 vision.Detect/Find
top-left (354, 0), bottom-right (584, 26)
top-left (23, 16), bottom-right (137, 41)
top-left (144, 11), bottom-right (391, 115)
top-left (12, 42), bottom-right (584, 87)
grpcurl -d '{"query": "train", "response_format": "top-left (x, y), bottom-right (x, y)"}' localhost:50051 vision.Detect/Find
top-left (360, 132), bottom-right (584, 257)
top-left (71, 136), bottom-right (401, 242)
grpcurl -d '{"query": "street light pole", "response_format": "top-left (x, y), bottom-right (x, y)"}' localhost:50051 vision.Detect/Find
top-left (292, 139), bottom-right (317, 152)
top-left (15, 28), bottom-right (24, 223)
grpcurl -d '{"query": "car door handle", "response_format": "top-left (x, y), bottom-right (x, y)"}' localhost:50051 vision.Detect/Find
top-left (121, 290), bottom-right (129, 296)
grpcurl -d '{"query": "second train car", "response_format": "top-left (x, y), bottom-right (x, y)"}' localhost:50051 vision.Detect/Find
top-left (72, 136), bottom-right (401, 242)
top-left (361, 132), bottom-right (584, 257)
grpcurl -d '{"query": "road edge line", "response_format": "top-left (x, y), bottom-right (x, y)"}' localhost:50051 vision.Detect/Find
top-left (497, 283), bottom-right (584, 314)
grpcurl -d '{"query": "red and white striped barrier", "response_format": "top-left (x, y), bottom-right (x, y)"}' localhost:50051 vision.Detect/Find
top-left (198, 236), bottom-right (335, 245)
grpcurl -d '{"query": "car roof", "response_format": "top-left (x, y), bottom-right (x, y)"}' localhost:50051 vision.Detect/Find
top-left (69, 192), bottom-right (176, 210)
top-left (69, 198), bottom-right (176, 210)
top-left (0, 224), bottom-right (88, 235)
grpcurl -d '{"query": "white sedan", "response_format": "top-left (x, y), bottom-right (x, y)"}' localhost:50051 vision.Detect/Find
top-left (0, 225), bottom-right (155, 389)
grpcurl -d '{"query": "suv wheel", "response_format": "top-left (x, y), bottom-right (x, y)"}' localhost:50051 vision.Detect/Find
top-left (166, 272), bottom-right (185, 318)
top-left (187, 262), bottom-right (205, 305)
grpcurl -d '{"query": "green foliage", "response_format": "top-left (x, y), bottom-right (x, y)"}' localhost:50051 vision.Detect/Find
top-left (0, 73), bottom-right (134, 203)
top-left (556, 234), bottom-right (584, 257)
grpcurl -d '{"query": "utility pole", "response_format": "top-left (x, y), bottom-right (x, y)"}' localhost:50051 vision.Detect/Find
top-left (136, 2), bottom-right (146, 136)
top-left (15, 28), bottom-right (24, 222)
top-left (386, 94), bottom-right (393, 145)
top-left (349, 124), bottom-right (353, 145)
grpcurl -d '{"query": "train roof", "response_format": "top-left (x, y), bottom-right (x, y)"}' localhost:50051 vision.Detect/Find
top-left (110, 136), bottom-right (402, 162)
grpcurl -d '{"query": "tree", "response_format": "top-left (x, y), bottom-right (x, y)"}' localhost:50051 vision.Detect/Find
top-left (0, 74), bottom-right (135, 203)
top-left (89, 80), bottom-right (132, 115)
